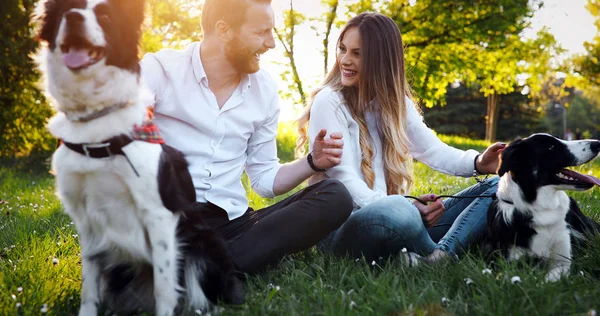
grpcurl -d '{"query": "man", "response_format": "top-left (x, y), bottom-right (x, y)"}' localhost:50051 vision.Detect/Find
top-left (140, 0), bottom-right (353, 274)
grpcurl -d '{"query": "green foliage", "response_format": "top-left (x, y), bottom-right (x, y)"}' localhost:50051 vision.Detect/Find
top-left (345, 0), bottom-right (543, 108)
top-left (140, 0), bottom-right (203, 54)
top-left (572, 0), bottom-right (600, 87)
top-left (276, 122), bottom-right (298, 163)
top-left (3, 135), bottom-right (600, 314)
top-left (274, 4), bottom-right (307, 107)
top-left (0, 0), bottom-right (54, 157)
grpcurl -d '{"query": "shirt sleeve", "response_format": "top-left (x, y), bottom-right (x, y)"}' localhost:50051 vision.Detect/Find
top-left (140, 53), bottom-right (168, 107)
top-left (308, 89), bottom-right (385, 208)
top-left (406, 98), bottom-right (479, 177)
top-left (245, 93), bottom-right (282, 198)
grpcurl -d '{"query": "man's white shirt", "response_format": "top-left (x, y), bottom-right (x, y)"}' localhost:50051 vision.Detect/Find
top-left (141, 42), bottom-right (281, 220)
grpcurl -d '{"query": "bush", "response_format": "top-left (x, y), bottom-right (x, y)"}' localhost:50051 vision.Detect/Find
top-left (0, 0), bottom-right (55, 158)
top-left (277, 121), bottom-right (298, 163)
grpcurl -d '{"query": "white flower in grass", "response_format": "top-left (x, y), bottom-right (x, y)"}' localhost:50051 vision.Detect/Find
top-left (40, 304), bottom-right (48, 313)
top-left (349, 301), bottom-right (357, 309)
top-left (10, 245), bottom-right (15, 249)
top-left (511, 276), bottom-right (521, 284)
top-left (401, 248), bottom-right (407, 253)
top-left (464, 278), bottom-right (473, 285)
top-left (355, 258), bottom-right (360, 262)
top-left (16, 302), bottom-right (21, 308)
top-left (441, 297), bottom-right (450, 307)
top-left (11, 294), bottom-right (16, 301)
top-left (481, 268), bottom-right (492, 275)
top-left (17, 287), bottom-right (22, 293)
top-left (580, 271), bottom-right (585, 276)
top-left (587, 309), bottom-right (597, 316)
top-left (371, 260), bottom-right (376, 266)
top-left (72, 234), bottom-right (78, 238)
top-left (52, 258), bottom-right (59, 265)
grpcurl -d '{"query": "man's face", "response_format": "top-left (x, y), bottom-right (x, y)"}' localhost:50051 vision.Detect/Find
top-left (225, 2), bottom-right (275, 74)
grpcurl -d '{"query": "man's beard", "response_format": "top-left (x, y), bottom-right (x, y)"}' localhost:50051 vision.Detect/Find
top-left (225, 35), bottom-right (260, 74)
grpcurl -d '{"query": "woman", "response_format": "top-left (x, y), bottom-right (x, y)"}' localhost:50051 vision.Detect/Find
top-left (296, 12), bottom-right (505, 263)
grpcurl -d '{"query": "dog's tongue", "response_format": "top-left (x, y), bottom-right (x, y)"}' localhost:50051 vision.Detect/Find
top-left (62, 49), bottom-right (90, 69)
top-left (561, 169), bottom-right (600, 186)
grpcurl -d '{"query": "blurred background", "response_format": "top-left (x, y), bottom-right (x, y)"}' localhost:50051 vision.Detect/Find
top-left (2, 0), bottom-right (600, 160)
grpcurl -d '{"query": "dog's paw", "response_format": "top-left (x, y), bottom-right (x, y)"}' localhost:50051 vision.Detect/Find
top-left (544, 269), bottom-right (566, 282)
top-left (79, 303), bottom-right (98, 316)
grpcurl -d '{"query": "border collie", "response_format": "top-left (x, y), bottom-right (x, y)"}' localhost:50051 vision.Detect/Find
top-left (488, 133), bottom-right (600, 282)
top-left (35, 0), bottom-right (243, 314)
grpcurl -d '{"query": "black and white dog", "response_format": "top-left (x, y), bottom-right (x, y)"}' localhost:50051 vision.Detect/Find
top-left (488, 133), bottom-right (600, 282)
top-left (36, 0), bottom-right (243, 314)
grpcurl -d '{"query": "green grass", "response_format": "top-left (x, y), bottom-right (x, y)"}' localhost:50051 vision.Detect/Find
top-left (1, 136), bottom-right (600, 315)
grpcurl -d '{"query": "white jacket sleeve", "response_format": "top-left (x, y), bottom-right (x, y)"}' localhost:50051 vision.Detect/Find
top-left (308, 89), bottom-right (385, 208)
top-left (405, 98), bottom-right (479, 177)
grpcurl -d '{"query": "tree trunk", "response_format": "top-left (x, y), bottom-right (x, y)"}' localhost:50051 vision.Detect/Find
top-left (274, 0), bottom-right (306, 106)
top-left (322, 0), bottom-right (339, 77)
top-left (485, 93), bottom-right (501, 142)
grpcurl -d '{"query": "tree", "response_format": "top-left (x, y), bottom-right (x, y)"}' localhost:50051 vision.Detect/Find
top-left (141, 0), bottom-right (203, 54)
top-left (573, 0), bottom-right (600, 87)
top-left (0, 0), bottom-right (54, 157)
top-left (274, 0), bottom-right (307, 106)
top-left (465, 29), bottom-right (563, 141)
top-left (310, 0), bottom-right (340, 77)
top-left (346, 0), bottom-right (542, 106)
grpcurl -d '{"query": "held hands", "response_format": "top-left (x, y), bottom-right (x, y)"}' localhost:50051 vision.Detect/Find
top-left (476, 142), bottom-right (507, 174)
top-left (311, 129), bottom-right (344, 170)
top-left (413, 194), bottom-right (445, 228)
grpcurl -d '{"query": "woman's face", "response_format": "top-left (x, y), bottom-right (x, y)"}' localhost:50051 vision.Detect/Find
top-left (337, 27), bottom-right (361, 87)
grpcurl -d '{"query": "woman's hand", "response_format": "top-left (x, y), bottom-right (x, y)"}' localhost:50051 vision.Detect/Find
top-left (413, 194), bottom-right (445, 227)
top-left (311, 129), bottom-right (344, 169)
top-left (476, 142), bottom-right (507, 174)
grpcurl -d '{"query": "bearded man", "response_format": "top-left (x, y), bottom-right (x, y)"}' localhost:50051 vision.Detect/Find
top-left (140, 0), bottom-right (353, 274)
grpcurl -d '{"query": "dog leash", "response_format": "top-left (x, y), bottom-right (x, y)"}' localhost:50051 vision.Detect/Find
top-left (404, 193), bottom-right (498, 205)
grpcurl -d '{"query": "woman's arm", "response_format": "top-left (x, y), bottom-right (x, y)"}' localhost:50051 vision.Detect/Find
top-left (308, 89), bottom-right (385, 208)
top-left (405, 98), bottom-right (480, 177)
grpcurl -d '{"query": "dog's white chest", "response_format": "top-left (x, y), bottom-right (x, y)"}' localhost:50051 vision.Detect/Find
top-left (53, 141), bottom-right (167, 262)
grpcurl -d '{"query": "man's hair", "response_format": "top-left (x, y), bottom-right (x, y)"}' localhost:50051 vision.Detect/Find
top-left (201, 0), bottom-right (272, 35)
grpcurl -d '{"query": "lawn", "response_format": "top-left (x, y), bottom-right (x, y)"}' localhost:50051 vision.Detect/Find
top-left (1, 135), bottom-right (600, 315)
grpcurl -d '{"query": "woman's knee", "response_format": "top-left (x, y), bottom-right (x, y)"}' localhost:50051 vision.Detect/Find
top-left (352, 196), bottom-right (424, 240)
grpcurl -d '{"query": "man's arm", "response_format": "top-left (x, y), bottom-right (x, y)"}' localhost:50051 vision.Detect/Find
top-left (272, 129), bottom-right (343, 195)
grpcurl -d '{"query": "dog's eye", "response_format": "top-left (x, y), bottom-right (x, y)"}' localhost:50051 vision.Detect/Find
top-left (94, 4), bottom-right (111, 22)
top-left (97, 13), bottom-right (110, 22)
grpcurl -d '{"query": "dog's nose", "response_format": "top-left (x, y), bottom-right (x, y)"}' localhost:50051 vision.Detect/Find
top-left (65, 11), bottom-right (84, 25)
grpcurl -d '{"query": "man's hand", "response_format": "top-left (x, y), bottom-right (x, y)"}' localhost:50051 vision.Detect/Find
top-left (413, 194), bottom-right (445, 227)
top-left (476, 142), bottom-right (507, 174)
top-left (311, 129), bottom-right (343, 170)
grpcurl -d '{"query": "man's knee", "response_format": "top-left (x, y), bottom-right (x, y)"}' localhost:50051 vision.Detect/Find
top-left (314, 179), bottom-right (353, 225)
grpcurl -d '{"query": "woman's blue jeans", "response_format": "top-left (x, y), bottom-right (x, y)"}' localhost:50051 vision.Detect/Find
top-left (317, 177), bottom-right (499, 260)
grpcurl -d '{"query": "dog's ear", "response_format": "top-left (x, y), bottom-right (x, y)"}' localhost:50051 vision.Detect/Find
top-left (497, 139), bottom-right (521, 177)
top-left (36, 0), bottom-right (63, 49)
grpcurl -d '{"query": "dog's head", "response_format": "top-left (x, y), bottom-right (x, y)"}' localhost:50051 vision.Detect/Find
top-left (498, 133), bottom-right (600, 202)
top-left (36, 0), bottom-right (145, 112)
top-left (38, 0), bottom-right (145, 72)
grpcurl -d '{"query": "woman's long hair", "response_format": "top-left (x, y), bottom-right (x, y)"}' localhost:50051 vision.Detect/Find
top-left (296, 12), bottom-right (417, 195)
